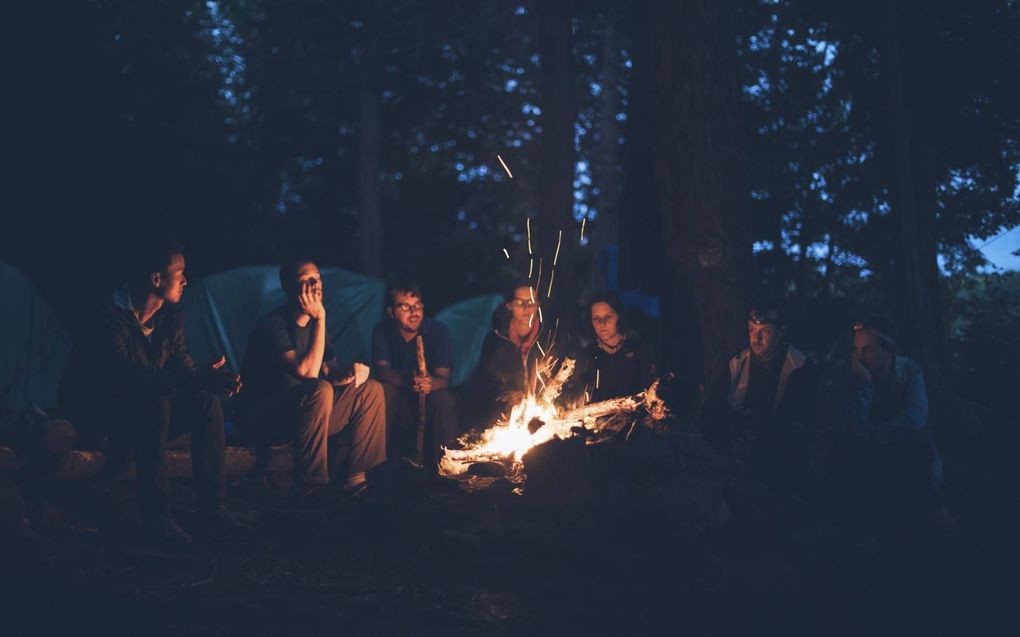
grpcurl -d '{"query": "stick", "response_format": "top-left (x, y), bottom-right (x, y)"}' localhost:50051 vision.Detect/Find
top-left (415, 335), bottom-right (428, 465)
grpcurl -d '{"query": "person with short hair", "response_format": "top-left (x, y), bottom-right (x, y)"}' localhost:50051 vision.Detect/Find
top-left (372, 280), bottom-right (458, 469)
top-left (700, 305), bottom-right (815, 488)
top-left (59, 244), bottom-right (250, 547)
top-left (833, 315), bottom-right (947, 546)
top-left (239, 260), bottom-right (386, 505)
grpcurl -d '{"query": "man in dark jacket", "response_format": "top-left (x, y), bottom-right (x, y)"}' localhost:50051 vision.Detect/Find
top-left (372, 280), bottom-right (458, 469)
top-left (701, 306), bottom-right (816, 488)
top-left (60, 245), bottom-right (248, 547)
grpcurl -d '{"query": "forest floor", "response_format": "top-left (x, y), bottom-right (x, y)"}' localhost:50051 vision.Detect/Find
top-left (2, 412), bottom-right (1018, 636)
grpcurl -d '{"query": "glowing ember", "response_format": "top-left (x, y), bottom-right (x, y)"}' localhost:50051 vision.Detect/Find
top-left (497, 154), bottom-right (514, 179)
top-left (502, 248), bottom-right (510, 259)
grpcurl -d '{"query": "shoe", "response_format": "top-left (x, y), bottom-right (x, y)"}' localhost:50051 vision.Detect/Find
top-left (143, 514), bottom-right (193, 549)
top-left (200, 505), bottom-right (255, 540)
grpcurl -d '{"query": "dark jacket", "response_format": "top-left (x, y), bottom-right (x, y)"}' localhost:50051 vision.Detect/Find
top-left (700, 344), bottom-right (815, 449)
top-left (59, 293), bottom-right (198, 418)
top-left (561, 332), bottom-right (656, 406)
top-left (467, 305), bottom-right (559, 425)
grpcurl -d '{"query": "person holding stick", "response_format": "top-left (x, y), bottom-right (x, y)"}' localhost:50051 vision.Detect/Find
top-left (372, 280), bottom-right (458, 471)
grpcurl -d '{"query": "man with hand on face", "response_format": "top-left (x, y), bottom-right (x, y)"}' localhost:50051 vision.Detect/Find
top-left (59, 243), bottom-right (250, 548)
top-left (371, 280), bottom-right (458, 469)
top-left (835, 316), bottom-right (947, 545)
top-left (239, 260), bottom-right (386, 505)
top-left (700, 306), bottom-right (815, 488)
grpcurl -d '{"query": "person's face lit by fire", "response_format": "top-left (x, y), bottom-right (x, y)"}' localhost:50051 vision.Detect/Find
top-left (853, 329), bottom-right (894, 381)
top-left (748, 320), bottom-right (783, 362)
top-left (591, 301), bottom-right (620, 345)
top-left (155, 253), bottom-right (187, 304)
top-left (507, 286), bottom-right (538, 332)
top-left (389, 291), bottom-right (424, 334)
top-left (289, 262), bottom-right (322, 298)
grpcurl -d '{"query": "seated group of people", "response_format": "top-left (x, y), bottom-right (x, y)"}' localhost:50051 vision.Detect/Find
top-left (56, 246), bottom-right (947, 550)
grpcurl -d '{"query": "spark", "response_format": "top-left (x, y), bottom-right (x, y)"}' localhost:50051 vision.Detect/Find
top-left (528, 257), bottom-right (534, 278)
top-left (580, 217), bottom-right (587, 242)
top-left (535, 257), bottom-right (543, 292)
top-left (595, 368), bottom-right (600, 389)
top-left (546, 269), bottom-right (556, 298)
top-left (529, 313), bottom-right (535, 329)
top-left (526, 218), bottom-right (532, 255)
top-left (502, 248), bottom-right (510, 259)
top-left (537, 371), bottom-right (547, 391)
top-left (584, 390), bottom-right (590, 403)
top-left (529, 286), bottom-right (535, 303)
top-left (497, 154), bottom-right (514, 179)
top-left (538, 306), bottom-right (544, 324)
top-left (553, 230), bottom-right (563, 266)
top-left (536, 340), bottom-right (546, 357)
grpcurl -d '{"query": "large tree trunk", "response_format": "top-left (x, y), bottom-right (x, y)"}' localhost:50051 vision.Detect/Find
top-left (650, 0), bottom-right (753, 401)
top-left (356, 34), bottom-right (383, 278)
top-left (536, 0), bottom-right (578, 332)
top-left (878, 0), bottom-right (963, 424)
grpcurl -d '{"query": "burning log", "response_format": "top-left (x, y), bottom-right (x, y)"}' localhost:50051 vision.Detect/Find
top-left (539, 357), bottom-right (574, 405)
top-left (440, 379), bottom-right (668, 476)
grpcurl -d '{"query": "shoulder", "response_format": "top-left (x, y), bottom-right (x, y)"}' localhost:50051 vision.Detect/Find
top-left (895, 356), bottom-right (923, 381)
top-left (423, 317), bottom-right (450, 338)
top-left (372, 318), bottom-right (394, 338)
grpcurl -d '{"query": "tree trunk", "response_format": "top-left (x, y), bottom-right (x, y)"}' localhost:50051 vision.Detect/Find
top-left (536, 0), bottom-right (578, 331)
top-left (650, 0), bottom-right (753, 400)
top-left (357, 35), bottom-right (383, 278)
top-left (878, 0), bottom-right (962, 424)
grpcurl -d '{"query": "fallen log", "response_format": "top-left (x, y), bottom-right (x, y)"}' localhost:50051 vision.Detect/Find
top-left (49, 445), bottom-right (294, 481)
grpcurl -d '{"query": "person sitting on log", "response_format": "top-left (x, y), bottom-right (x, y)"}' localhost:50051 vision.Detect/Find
top-left (465, 279), bottom-right (559, 428)
top-left (561, 291), bottom-right (657, 407)
top-left (829, 315), bottom-right (949, 550)
top-left (371, 279), bottom-right (458, 470)
top-left (700, 305), bottom-right (816, 490)
top-left (59, 242), bottom-right (250, 548)
top-left (237, 259), bottom-right (386, 506)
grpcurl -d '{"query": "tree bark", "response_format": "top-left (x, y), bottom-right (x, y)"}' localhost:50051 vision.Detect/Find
top-left (536, 0), bottom-right (578, 329)
top-left (357, 34), bottom-right (383, 277)
top-left (650, 0), bottom-right (753, 401)
top-left (878, 0), bottom-right (961, 422)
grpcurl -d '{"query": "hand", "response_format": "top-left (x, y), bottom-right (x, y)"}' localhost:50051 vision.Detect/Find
top-left (851, 352), bottom-right (872, 381)
top-left (413, 374), bottom-right (432, 395)
top-left (202, 355), bottom-right (243, 397)
top-left (298, 280), bottom-right (326, 320)
top-left (351, 362), bottom-right (370, 388)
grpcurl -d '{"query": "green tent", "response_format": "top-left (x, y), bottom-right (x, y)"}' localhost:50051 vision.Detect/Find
top-left (0, 263), bottom-right (71, 410)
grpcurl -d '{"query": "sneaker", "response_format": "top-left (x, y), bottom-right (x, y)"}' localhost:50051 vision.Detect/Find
top-left (200, 505), bottom-right (255, 540)
top-left (143, 514), bottom-right (193, 549)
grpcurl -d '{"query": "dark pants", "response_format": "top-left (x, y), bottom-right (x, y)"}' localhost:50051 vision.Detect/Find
top-left (381, 384), bottom-right (459, 468)
top-left (241, 379), bottom-right (387, 485)
top-left (831, 434), bottom-right (935, 534)
top-left (76, 392), bottom-right (226, 520)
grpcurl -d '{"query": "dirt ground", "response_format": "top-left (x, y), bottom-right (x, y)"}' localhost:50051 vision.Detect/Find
top-left (2, 415), bottom-right (1019, 636)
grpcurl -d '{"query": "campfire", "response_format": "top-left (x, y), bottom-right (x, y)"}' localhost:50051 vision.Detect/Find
top-left (439, 357), bottom-right (668, 477)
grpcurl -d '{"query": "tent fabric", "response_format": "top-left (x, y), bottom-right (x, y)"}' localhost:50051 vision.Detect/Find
top-left (434, 294), bottom-right (504, 386)
top-left (180, 266), bottom-right (385, 376)
top-left (0, 263), bottom-right (71, 410)
top-left (179, 266), bottom-right (502, 387)
top-left (0, 263), bottom-right (502, 412)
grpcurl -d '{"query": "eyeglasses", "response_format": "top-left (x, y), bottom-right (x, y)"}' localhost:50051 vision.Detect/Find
top-left (394, 302), bottom-right (424, 313)
top-left (510, 299), bottom-right (539, 309)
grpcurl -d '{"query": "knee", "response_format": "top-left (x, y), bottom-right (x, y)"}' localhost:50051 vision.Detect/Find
top-left (304, 379), bottom-right (334, 406)
top-left (196, 392), bottom-right (224, 425)
top-left (359, 379), bottom-right (384, 403)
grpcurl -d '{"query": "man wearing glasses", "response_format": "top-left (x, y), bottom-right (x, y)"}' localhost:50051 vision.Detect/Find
top-left (371, 280), bottom-right (458, 469)
top-left (239, 260), bottom-right (386, 505)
